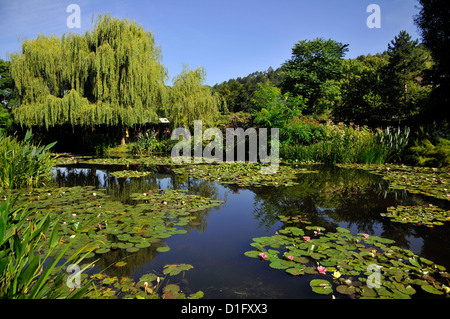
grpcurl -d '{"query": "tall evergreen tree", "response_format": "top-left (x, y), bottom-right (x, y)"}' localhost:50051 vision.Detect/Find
top-left (385, 31), bottom-right (432, 120)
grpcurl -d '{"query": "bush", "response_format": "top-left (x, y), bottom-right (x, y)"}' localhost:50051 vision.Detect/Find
top-left (280, 121), bottom-right (391, 164)
top-left (409, 137), bottom-right (450, 167)
top-left (129, 129), bottom-right (175, 155)
top-left (281, 116), bottom-right (324, 145)
top-left (0, 130), bottom-right (56, 189)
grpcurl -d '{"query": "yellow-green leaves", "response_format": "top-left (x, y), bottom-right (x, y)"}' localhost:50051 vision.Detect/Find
top-left (11, 14), bottom-right (167, 128)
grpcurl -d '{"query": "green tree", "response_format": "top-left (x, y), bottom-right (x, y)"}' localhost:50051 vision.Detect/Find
top-left (335, 54), bottom-right (389, 123)
top-left (212, 67), bottom-right (282, 113)
top-left (0, 59), bottom-right (16, 132)
top-left (280, 38), bottom-right (349, 115)
top-left (385, 31), bottom-right (432, 120)
top-left (11, 14), bottom-right (168, 131)
top-left (252, 81), bottom-right (305, 129)
top-left (167, 65), bottom-right (223, 128)
top-left (414, 0), bottom-right (450, 120)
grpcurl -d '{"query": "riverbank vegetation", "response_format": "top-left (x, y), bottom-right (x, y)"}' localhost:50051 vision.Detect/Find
top-left (0, 0), bottom-right (449, 299)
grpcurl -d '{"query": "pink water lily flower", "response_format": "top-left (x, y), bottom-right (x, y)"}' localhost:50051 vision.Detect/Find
top-left (287, 255), bottom-right (294, 261)
top-left (317, 265), bottom-right (326, 274)
top-left (258, 253), bottom-right (268, 260)
top-left (363, 234), bottom-right (370, 239)
top-left (303, 236), bottom-right (310, 242)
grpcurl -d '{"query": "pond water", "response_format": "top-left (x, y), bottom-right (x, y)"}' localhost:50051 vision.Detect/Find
top-left (50, 162), bottom-right (450, 299)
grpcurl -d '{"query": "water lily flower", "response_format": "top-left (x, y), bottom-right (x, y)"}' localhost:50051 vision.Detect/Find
top-left (287, 255), bottom-right (294, 261)
top-left (259, 253), bottom-right (268, 260)
top-left (363, 233), bottom-right (369, 239)
top-left (303, 236), bottom-right (310, 242)
top-left (317, 265), bottom-right (326, 274)
top-left (332, 271), bottom-right (341, 279)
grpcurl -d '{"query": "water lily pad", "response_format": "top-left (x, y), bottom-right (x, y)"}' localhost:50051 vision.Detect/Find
top-left (163, 264), bottom-right (193, 276)
top-left (245, 217), bottom-right (449, 299)
top-left (310, 279), bottom-right (333, 295)
top-left (95, 248), bottom-right (111, 254)
top-left (383, 205), bottom-right (450, 226)
top-left (126, 247), bottom-right (140, 253)
top-left (156, 246), bottom-right (170, 253)
top-left (336, 285), bottom-right (356, 295)
top-left (421, 284), bottom-right (444, 295)
top-left (286, 267), bottom-right (305, 276)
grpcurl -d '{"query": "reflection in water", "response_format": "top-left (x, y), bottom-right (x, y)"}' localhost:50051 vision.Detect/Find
top-left (51, 163), bottom-right (450, 298)
top-left (249, 165), bottom-right (450, 269)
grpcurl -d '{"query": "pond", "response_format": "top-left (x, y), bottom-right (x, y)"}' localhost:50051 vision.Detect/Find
top-left (44, 159), bottom-right (449, 299)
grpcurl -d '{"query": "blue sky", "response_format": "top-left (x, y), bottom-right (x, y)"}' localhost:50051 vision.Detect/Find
top-left (0, 0), bottom-right (422, 86)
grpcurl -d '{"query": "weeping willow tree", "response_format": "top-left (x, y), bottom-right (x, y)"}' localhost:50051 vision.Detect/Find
top-left (11, 14), bottom-right (168, 131)
top-left (167, 65), bottom-right (225, 128)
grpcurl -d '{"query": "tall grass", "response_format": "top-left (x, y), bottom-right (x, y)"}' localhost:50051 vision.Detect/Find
top-left (0, 130), bottom-right (56, 189)
top-left (280, 122), bottom-right (391, 164)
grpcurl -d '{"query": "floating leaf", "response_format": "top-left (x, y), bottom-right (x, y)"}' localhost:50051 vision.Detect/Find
top-left (421, 284), bottom-right (444, 295)
top-left (163, 264), bottom-right (193, 276)
top-left (156, 246), bottom-right (170, 253)
top-left (310, 279), bottom-right (332, 295)
top-left (336, 285), bottom-right (356, 295)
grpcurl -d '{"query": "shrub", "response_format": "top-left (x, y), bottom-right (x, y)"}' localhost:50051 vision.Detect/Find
top-left (281, 116), bottom-right (324, 145)
top-left (129, 129), bottom-right (175, 155)
top-left (409, 137), bottom-right (450, 167)
top-left (0, 130), bottom-right (56, 189)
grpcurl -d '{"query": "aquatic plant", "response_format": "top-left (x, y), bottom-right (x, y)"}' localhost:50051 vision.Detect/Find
top-left (83, 263), bottom-right (203, 299)
top-left (0, 130), bottom-right (56, 189)
top-left (245, 214), bottom-right (450, 298)
top-left (337, 163), bottom-right (449, 201)
top-left (3, 186), bottom-right (223, 259)
top-left (0, 196), bottom-right (94, 298)
top-left (172, 162), bottom-right (318, 187)
top-left (382, 205), bottom-right (450, 226)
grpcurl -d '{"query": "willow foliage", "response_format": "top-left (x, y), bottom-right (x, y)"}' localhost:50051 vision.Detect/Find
top-left (167, 65), bottom-right (224, 128)
top-left (11, 14), bottom-right (168, 128)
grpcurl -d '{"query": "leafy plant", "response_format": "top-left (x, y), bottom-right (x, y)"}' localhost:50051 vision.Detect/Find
top-left (245, 215), bottom-right (450, 299)
top-left (375, 126), bottom-right (410, 162)
top-left (0, 196), bottom-right (95, 298)
top-left (409, 137), bottom-right (450, 167)
top-left (0, 130), bottom-right (56, 189)
top-left (253, 82), bottom-right (305, 129)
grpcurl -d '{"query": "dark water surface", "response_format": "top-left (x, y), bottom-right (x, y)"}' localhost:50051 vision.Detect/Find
top-left (51, 163), bottom-right (450, 299)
